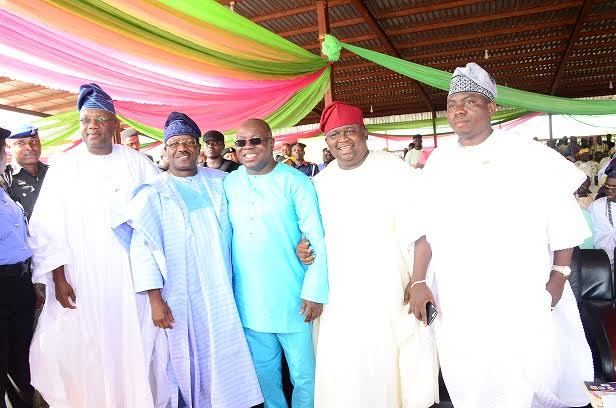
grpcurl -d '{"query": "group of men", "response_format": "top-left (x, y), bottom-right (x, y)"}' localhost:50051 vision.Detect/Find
top-left (1, 62), bottom-right (594, 408)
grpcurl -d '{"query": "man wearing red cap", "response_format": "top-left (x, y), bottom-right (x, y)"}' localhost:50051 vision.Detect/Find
top-left (298, 101), bottom-right (438, 407)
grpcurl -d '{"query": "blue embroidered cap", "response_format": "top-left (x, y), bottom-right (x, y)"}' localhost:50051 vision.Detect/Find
top-left (8, 123), bottom-right (38, 139)
top-left (164, 112), bottom-right (201, 143)
top-left (77, 83), bottom-right (115, 114)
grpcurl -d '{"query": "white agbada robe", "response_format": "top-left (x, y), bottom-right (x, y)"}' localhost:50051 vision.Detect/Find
top-left (313, 151), bottom-right (438, 408)
top-left (420, 130), bottom-right (593, 408)
top-left (28, 144), bottom-right (160, 408)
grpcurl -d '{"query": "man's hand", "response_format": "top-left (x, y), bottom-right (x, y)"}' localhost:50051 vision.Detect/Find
top-left (150, 296), bottom-right (175, 329)
top-left (148, 290), bottom-right (174, 329)
top-left (300, 299), bottom-right (323, 323)
top-left (54, 279), bottom-right (76, 309)
top-left (34, 283), bottom-right (45, 309)
top-left (296, 238), bottom-right (314, 265)
top-left (546, 270), bottom-right (567, 308)
top-left (403, 281), bottom-right (436, 325)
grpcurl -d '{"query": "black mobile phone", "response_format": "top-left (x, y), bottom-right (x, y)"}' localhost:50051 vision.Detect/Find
top-left (426, 302), bottom-right (438, 325)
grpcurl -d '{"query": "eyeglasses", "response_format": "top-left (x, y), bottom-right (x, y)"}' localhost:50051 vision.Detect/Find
top-left (79, 117), bottom-right (114, 125)
top-left (235, 137), bottom-right (269, 148)
top-left (604, 184), bottom-right (616, 191)
top-left (325, 126), bottom-right (362, 141)
top-left (166, 138), bottom-right (198, 149)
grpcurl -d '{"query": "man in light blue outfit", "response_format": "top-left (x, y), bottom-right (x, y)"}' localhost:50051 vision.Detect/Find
top-left (123, 112), bottom-right (263, 408)
top-left (224, 119), bottom-right (328, 408)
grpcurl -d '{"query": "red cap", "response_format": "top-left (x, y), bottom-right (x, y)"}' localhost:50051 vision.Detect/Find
top-left (319, 101), bottom-right (364, 133)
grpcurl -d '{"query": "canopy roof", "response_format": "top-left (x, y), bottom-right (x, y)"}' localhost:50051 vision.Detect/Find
top-left (0, 0), bottom-right (614, 123)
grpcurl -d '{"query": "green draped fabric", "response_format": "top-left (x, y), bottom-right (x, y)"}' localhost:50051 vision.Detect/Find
top-left (367, 109), bottom-right (528, 132)
top-left (322, 34), bottom-right (616, 115)
top-left (49, 0), bottom-right (327, 76)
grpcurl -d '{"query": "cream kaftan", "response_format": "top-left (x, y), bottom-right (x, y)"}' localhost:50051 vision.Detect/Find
top-left (313, 151), bottom-right (438, 408)
top-left (420, 130), bottom-right (593, 408)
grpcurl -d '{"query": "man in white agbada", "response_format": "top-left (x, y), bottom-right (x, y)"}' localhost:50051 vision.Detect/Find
top-left (122, 112), bottom-right (262, 407)
top-left (407, 63), bottom-right (593, 407)
top-left (298, 101), bottom-right (438, 408)
top-left (27, 83), bottom-right (160, 407)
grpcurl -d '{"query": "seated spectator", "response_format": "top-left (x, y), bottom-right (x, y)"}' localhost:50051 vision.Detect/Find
top-left (575, 148), bottom-right (599, 186)
top-left (556, 136), bottom-right (569, 155)
top-left (565, 136), bottom-right (580, 157)
top-left (607, 134), bottom-right (615, 150)
top-left (589, 170), bottom-right (616, 264)
top-left (546, 139), bottom-right (557, 150)
top-left (591, 136), bottom-right (609, 158)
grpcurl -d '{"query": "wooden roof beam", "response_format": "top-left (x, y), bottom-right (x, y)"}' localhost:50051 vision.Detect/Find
top-left (0, 103), bottom-right (50, 117)
top-left (15, 91), bottom-right (73, 106)
top-left (551, 0), bottom-right (596, 95)
top-left (347, 0), bottom-right (433, 112)
top-left (375, 0), bottom-right (489, 20)
top-left (0, 85), bottom-right (47, 99)
top-left (336, 78), bottom-right (423, 92)
top-left (402, 32), bottom-right (569, 61)
top-left (250, 0), bottom-right (350, 23)
top-left (42, 100), bottom-right (76, 111)
top-left (277, 17), bottom-right (365, 38)
top-left (389, 1), bottom-right (581, 37)
top-left (395, 18), bottom-right (577, 50)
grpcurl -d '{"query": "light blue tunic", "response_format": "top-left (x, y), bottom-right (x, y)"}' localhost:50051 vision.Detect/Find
top-left (223, 163), bottom-right (328, 333)
top-left (126, 168), bottom-right (263, 408)
top-left (0, 189), bottom-right (31, 265)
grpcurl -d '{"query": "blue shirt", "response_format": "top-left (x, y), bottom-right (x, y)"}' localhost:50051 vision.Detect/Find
top-left (224, 163), bottom-right (328, 333)
top-left (0, 188), bottom-right (32, 265)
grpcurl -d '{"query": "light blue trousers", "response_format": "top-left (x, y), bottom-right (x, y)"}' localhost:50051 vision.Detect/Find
top-left (244, 328), bottom-right (315, 408)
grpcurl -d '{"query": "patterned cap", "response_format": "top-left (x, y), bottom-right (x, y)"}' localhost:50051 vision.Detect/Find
top-left (164, 112), bottom-right (201, 142)
top-left (448, 62), bottom-right (497, 102)
top-left (77, 83), bottom-right (115, 114)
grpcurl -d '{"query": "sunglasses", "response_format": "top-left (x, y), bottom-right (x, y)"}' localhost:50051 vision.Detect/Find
top-left (234, 137), bottom-right (269, 148)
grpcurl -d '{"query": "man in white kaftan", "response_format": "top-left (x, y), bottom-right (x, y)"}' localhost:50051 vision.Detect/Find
top-left (299, 102), bottom-right (438, 408)
top-left (123, 112), bottom-right (262, 408)
top-left (27, 84), bottom-right (159, 407)
top-left (407, 63), bottom-right (593, 408)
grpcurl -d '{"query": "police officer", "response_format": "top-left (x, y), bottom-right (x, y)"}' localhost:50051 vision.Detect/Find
top-left (0, 126), bottom-right (36, 408)
top-left (3, 124), bottom-right (48, 220)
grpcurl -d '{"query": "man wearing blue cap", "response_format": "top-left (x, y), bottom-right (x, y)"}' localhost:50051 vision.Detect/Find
top-left (0, 126), bottom-right (36, 408)
top-left (122, 112), bottom-right (262, 407)
top-left (27, 83), bottom-right (160, 407)
top-left (3, 124), bottom-right (48, 219)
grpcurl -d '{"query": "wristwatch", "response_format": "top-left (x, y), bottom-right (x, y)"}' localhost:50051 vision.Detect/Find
top-left (551, 265), bottom-right (571, 278)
